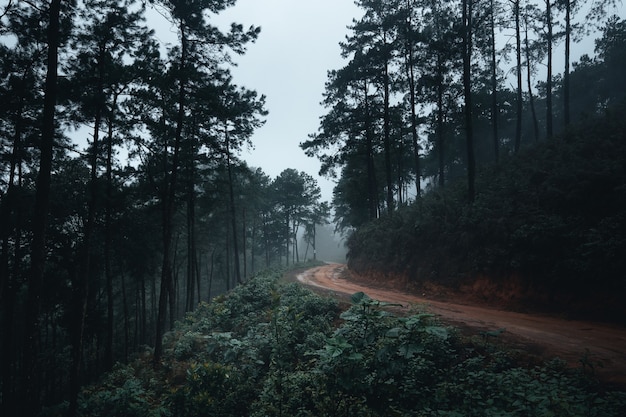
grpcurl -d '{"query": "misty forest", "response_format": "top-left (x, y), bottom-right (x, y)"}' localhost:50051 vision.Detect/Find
top-left (1, 0), bottom-right (626, 416)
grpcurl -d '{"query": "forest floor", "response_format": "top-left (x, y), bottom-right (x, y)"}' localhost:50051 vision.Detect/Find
top-left (293, 263), bottom-right (626, 389)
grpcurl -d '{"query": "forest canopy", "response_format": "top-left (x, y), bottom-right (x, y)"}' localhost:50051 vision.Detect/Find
top-left (303, 0), bottom-right (626, 231)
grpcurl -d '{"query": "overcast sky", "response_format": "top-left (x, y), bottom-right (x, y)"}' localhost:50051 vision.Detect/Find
top-left (210, 0), bottom-right (361, 203)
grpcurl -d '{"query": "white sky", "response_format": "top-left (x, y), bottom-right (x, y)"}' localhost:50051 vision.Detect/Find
top-left (211, 0), bottom-right (361, 203)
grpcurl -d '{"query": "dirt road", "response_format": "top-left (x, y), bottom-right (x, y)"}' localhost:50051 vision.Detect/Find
top-left (297, 263), bottom-right (626, 387)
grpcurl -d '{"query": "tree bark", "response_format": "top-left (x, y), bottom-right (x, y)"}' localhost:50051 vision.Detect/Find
top-left (462, 0), bottom-right (476, 202)
top-left (490, 0), bottom-right (500, 162)
top-left (363, 79), bottom-right (378, 220)
top-left (382, 35), bottom-right (394, 215)
top-left (104, 93), bottom-right (118, 371)
top-left (524, 14), bottom-right (541, 142)
top-left (154, 24), bottom-right (186, 365)
top-left (564, 0), bottom-right (571, 127)
top-left (405, 0), bottom-right (421, 197)
top-left (22, 1), bottom-right (62, 415)
top-left (514, 0), bottom-right (523, 153)
top-left (545, 0), bottom-right (554, 138)
top-left (1, 60), bottom-right (27, 416)
top-left (434, 3), bottom-right (445, 188)
top-left (226, 125), bottom-right (242, 285)
top-left (242, 207), bottom-right (247, 280)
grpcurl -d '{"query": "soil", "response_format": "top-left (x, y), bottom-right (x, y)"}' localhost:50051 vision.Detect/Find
top-left (295, 263), bottom-right (626, 389)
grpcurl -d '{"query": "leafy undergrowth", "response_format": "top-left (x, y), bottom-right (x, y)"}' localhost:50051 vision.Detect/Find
top-left (73, 268), bottom-right (626, 417)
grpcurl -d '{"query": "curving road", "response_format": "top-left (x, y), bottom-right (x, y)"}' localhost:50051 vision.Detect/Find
top-left (297, 263), bottom-right (626, 387)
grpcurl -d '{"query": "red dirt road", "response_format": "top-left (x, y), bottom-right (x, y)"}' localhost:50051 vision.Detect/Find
top-left (297, 263), bottom-right (626, 387)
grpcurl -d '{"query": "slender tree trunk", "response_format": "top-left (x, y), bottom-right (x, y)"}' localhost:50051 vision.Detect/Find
top-left (208, 249), bottom-right (216, 300)
top-left (0, 201), bottom-right (16, 414)
top-left (564, 0), bottom-right (571, 127)
top-left (226, 232), bottom-right (232, 290)
top-left (104, 93), bottom-right (118, 371)
top-left (263, 214), bottom-right (270, 267)
top-left (242, 207), bottom-right (247, 280)
top-left (514, 0), bottom-right (523, 153)
top-left (396, 135), bottom-right (404, 205)
top-left (406, 0), bottom-right (421, 197)
top-left (490, 0), bottom-right (500, 162)
top-left (462, 0), bottom-right (476, 202)
top-left (121, 273), bottom-right (130, 362)
top-left (363, 80), bottom-right (378, 220)
top-left (155, 25), bottom-right (187, 364)
top-left (545, 0), bottom-right (554, 138)
top-left (185, 118), bottom-right (198, 312)
top-left (22, 1), bottom-right (62, 415)
top-left (186, 168), bottom-right (196, 312)
top-left (1, 69), bottom-right (26, 416)
top-left (436, 58), bottom-right (445, 188)
top-left (134, 284), bottom-right (140, 347)
top-left (293, 220), bottom-right (299, 264)
top-left (141, 273), bottom-right (147, 345)
top-left (225, 125), bottom-right (242, 285)
top-left (68, 41), bottom-right (106, 417)
top-left (313, 223), bottom-right (317, 261)
top-left (251, 219), bottom-right (256, 275)
top-left (525, 14), bottom-right (541, 142)
top-left (168, 248), bottom-right (177, 331)
top-left (434, 2), bottom-right (445, 188)
top-left (514, 0), bottom-right (523, 154)
top-left (284, 214), bottom-right (290, 266)
top-left (382, 34), bottom-right (394, 215)
top-left (0, 206), bottom-right (16, 415)
top-left (195, 252), bottom-right (201, 304)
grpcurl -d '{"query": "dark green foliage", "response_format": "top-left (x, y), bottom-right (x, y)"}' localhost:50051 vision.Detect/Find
top-left (78, 365), bottom-right (171, 417)
top-left (76, 269), bottom-right (626, 417)
top-left (347, 104), bottom-right (626, 318)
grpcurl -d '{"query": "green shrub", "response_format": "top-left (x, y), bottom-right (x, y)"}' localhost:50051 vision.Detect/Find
top-left (78, 269), bottom-right (626, 417)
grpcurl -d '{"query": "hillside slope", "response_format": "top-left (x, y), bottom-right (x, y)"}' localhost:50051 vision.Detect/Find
top-left (71, 267), bottom-right (626, 417)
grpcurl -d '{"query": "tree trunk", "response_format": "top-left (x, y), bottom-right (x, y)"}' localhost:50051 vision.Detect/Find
top-left (363, 79), bottom-right (378, 220)
top-left (251, 219), bottom-right (256, 275)
top-left (154, 24), bottom-right (186, 365)
top-left (490, 0), bottom-right (500, 162)
top-left (525, 14), bottom-right (541, 142)
top-left (185, 117), bottom-right (198, 311)
top-left (186, 167), bottom-right (196, 312)
top-left (514, 0), bottom-right (523, 154)
top-left (22, 1), bottom-right (62, 415)
top-left (104, 94), bottom-right (118, 372)
top-left (208, 248), bottom-right (216, 300)
top-left (545, 0), bottom-right (554, 138)
top-left (462, 0), bottom-right (476, 202)
top-left (121, 272), bottom-right (130, 361)
top-left (564, 0), bottom-right (571, 127)
top-left (382, 34), bottom-right (394, 215)
top-left (242, 207), bottom-right (247, 280)
top-left (405, 0), bottom-right (421, 197)
top-left (436, 57), bottom-right (445, 188)
top-left (312, 224), bottom-right (317, 261)
top-left (1, 65), bottom-right (27, 416)
top-left (68, 40), bottom-right (106, 417)
top-left (435, 2), bottom-right (445, 188)
top-left (226, 125), bottom-right (242, 285)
